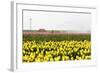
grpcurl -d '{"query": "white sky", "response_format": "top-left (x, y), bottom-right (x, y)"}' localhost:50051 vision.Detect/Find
top-left (23, 11), bottom-right (91, 31)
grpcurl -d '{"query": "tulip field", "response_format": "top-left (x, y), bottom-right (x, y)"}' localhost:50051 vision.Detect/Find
top-left (22, 33), bottom-right (91, 63)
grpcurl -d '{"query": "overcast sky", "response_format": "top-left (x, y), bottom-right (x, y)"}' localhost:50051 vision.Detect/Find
top-left (23, 11), bottom-right (91, 31)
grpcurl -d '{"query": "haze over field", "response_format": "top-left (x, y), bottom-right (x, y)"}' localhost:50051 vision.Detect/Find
top-left (23, 11), bottom-right (91, 32)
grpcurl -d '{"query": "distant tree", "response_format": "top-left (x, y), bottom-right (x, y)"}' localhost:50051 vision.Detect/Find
top-left (51, 30), bottom-right (54, 33)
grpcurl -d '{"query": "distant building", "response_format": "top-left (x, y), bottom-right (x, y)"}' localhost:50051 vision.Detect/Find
top-left (38, 29), bottom-right (47, 32)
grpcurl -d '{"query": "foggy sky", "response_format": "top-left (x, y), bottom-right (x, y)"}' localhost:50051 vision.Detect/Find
top-left (23, 10), bottom-right (91, 31)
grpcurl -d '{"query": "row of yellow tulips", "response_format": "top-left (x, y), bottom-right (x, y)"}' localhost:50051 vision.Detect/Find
top-left (22, 40), bottom-right (91, 63)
